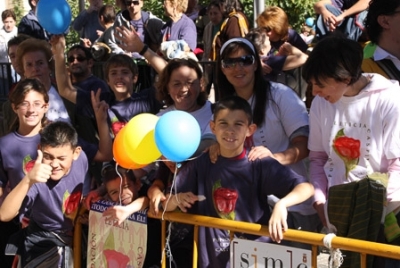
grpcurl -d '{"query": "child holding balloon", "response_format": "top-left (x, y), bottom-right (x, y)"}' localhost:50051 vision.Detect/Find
top-left (161, 96), bottom-right (314, 268)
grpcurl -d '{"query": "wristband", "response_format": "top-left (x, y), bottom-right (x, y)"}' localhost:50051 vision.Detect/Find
top-left (139, 44), bottom-right (148, 55)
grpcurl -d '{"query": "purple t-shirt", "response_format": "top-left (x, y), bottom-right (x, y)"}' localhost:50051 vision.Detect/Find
top-left (161, 14), bottom-right (197, 51)
top-left (73, 75), bottom-right (110, 94)
top-left (331, 0), bottom-right (357, 10)
top-left (0, 132), bottom-right (40, 189)
top-left (173, 150), bottom-right (307, 268)
top-left (21, 152), bottom-right (88, 233)
top-left (262, 55), bottom-right (286, 81)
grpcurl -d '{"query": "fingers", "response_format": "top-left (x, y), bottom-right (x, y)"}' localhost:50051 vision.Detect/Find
top-left (35, 150), bottom-right (43, 164)
top-left (176, 192), bottom-right (199, 212)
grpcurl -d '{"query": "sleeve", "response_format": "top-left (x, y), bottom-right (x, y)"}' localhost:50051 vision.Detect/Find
top-left (288, 29), bottom-right (308, 52)
top-left (271, 83), bottom-right (309, 137)
top-left (72, 11), bottom-right (89, 32)
top-left (266, 55), bottom-right (286, 74)
top-left (308, 97), bottom-right (326, 152)
top-left (17, 17), bottom-right (32, 36)
top-left (260, 158), bottom-right (307, 199)
top-left (309, 150), bottom-right (329, 203)
top-left (107, 26), bottom-right (126, 55)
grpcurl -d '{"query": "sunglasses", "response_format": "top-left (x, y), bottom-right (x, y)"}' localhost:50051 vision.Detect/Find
top-left (221, 55), bottom-right (255, 69)
top-left (125, 0), bottom-right (140, 5)
top-left (67, 56), bottom-right (87, 63)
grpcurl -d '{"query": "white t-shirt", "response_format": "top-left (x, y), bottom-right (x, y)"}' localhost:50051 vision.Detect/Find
top-left (309, 73), bottom-right (400, 201)
top-left (47, 86), bottom-right (71, 123)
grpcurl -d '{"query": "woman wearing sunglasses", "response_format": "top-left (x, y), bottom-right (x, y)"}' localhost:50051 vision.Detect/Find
top-left (214, 37), bottom-right (320, 248)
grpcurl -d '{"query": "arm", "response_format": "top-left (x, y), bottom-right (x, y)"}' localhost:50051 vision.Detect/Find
top-left (161, 192), bottom-right (199, 212)
top-left (0, 150), bottom-right (52, 221)
top-left (102, 196), bottom-right (149, 225)
top-left (309, 150), bottom-right (329, 226)
top-left (50, 35), bottom-right (78, 104)
top-left (147, 179), bottom-right (167, 215)
top-left (269, 182), bottom-right (314, 242)
top-left (90, 90), bottom-right (113, 162)
top-left (340, 0), bottom-right (370, 18)
top-left (114, 26), bottom-right (167, 74)
top-left (279, 43), bottom-right (308, 71)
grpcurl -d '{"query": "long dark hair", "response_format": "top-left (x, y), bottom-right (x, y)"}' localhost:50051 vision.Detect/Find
top-left (216, 39), bottom-right (271, 127)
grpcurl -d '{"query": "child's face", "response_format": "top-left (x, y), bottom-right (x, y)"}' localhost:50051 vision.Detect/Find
top-left (41, 145), bottom-right (81, 181)
top-left (210, 109), bottom-right (256, 158)
top-left (12, 90), bottom-right (48, 130)
top-left (22, 51), bottom-right (52, 86)
top-left (3, 16), bottom-right (16, 33)
top-left (106, 177), bottom-right (140, 205)
top-left (167, 66), bottom-right (201, 112)
top-left (107, 66), bottom-right (137, 99)
top-left (260, 36), bottom-right (271, 56)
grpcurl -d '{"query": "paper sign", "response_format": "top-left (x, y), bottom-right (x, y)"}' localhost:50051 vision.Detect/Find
top-left (230, 238), bottom-right (311, 268)
top-left (87, 200), bottom-right (148, 268)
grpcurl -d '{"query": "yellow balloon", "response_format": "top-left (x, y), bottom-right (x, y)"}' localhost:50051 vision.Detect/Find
top-left (123, 113), bottom-right (161, 165)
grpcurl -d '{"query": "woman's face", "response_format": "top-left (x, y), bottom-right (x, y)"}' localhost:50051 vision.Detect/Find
top-left (163, 0), bottom-right (175, 16)
top-left (13, 90), bottom-right (48, 130)
top-left (167, 65), bottom-right (201, 112)
top-left (208, 5), bottom-right (223, 25)
top-left (22, 51), bottom-right (52, 86)
top-left (310, 77), bottom-right (351, 103)
top-left (221, 48), bottom-right (257, 92)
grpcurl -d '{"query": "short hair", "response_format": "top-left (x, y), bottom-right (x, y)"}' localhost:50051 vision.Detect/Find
top-left (28, 0), bottom-right (37, 9)
top-left (102, 164), bottom-right (137, 186)
top-left (2, 9), bottom-right (16, 22)
top-left (213, 95), bottom-right (253, 125)
top-left (170, 0), bottom-right (189, 13)
top-left (16, 38), bottom-right (54, 72)
top-left (9, 78), bottom-right (49, 130)
top-left (245, 28), bottom-right (269, 54)
top-left (40, 121), bottom-right (79, 149)
top-left (220, 0), bottom-right (244, 14)
top-left (302, 35), bottom-right (363, 86)
top-left (365, 0), bottom-right (400, 44)
top-left (156, 58), bottom-right (207, 106)
top-left (7, 34), bottom-right (32, 54)
top-left (98, 4), bottom-right (116, 24)
top-left (103, 54), bottom-right (138, 81)
top-left (68, 44), bottom-right (93, 60)
top-left (256, 6), bottom-right (289, 41)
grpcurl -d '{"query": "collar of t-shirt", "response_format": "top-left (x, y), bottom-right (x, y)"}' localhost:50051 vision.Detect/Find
top-left (374, 45), bottom-right (400, 71)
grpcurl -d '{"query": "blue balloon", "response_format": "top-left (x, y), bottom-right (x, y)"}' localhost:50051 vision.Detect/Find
top-left (36, 0), bottom-right (72, 34)
top-left (155, 111), bottom-right (201, 163)
top-left (305, 17), bottom-right (315, 27)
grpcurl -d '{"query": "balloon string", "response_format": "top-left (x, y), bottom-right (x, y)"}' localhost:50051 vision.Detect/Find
top-left (114, 162), bottom-right (124, 206)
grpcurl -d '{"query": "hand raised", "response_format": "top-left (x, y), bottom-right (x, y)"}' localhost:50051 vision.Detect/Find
top-left (27, 150), bottom-right (52, 184)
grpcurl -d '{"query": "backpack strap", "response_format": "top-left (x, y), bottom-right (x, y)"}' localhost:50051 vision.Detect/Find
top-left (211, 10), bottom-right (249, 60)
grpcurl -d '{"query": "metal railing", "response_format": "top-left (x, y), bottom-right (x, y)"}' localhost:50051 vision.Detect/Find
top-left (74, 210), bottom-right (400, 268)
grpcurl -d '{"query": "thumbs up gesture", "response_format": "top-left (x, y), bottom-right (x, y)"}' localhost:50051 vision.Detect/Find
top-left (27, 150), bottom-right (53, 184)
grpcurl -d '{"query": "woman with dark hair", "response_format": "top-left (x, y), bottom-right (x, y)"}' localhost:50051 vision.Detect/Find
top-left (214, 37), bottom-right (320, 245)
top-left (302, 37), bottom-right (400, 265)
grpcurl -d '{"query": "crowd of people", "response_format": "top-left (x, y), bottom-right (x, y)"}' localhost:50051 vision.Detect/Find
top-left (0, 0), bottom-right (399, 267)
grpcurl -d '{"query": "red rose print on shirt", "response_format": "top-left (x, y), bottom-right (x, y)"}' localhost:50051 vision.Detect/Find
top-left (110, 115), bottom-right (126, 137)
top-left (23, 155), bottom-right (35, 174)
top-left (212, 180), bottom-right (238, 220)
top-left (62, 185), bottom-right (83, 221)
top-left (332, 128), bottom-right (361, 178)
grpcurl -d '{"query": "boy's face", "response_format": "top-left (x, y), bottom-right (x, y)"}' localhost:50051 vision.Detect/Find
top-left (41, 145), bottom-right (81, 181)
top-left (8, 45), bottom-right (22, 76)
top-left (106, 65), bottom-right (137, 99)
top-left (210, 109), bottom-right (256, 158)
top-left (3, 16), bottom-right (16, 32)
top-left (106, 177), bottom-right (140, 205)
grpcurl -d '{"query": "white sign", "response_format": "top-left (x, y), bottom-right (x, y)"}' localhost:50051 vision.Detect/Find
top-left (230, 238), bottom-right (311, 268)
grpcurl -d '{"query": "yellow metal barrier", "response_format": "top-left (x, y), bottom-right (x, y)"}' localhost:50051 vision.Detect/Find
top-left (74, 210), bottom-right (400, 268)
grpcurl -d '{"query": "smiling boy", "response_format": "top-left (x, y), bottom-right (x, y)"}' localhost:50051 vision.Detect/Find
top-left (0, 121), bottom-right (88, 267)
top-left (162, 96), bottom-right (314, 268)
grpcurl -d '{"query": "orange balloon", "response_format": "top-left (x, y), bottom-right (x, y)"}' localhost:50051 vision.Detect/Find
top-left (113, 127), bottom-right (146, 169)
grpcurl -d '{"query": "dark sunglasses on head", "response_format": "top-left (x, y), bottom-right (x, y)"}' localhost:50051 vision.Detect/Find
top-left (67, 56), bottom-right (87, 63)
top-left (125, 0), bottom-right (140, 5)
top-left (221, 55), bottom-right (255, 69)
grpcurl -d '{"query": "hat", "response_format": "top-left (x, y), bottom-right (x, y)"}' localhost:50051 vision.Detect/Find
top-left (220, 38), bottom-right (256, 56)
